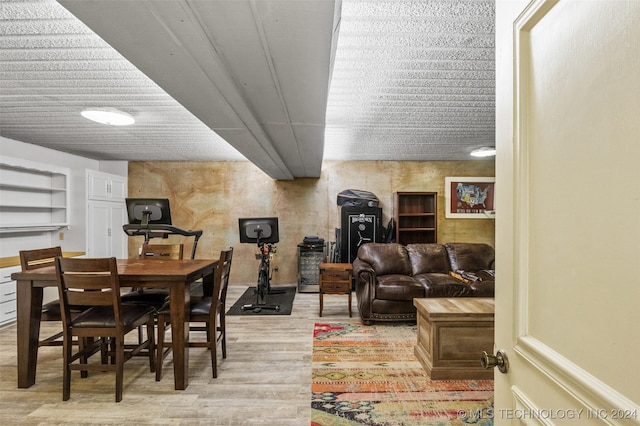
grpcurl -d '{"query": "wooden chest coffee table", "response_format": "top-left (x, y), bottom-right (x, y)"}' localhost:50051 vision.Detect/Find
top-left (413, 298), bottom-right (494, 380)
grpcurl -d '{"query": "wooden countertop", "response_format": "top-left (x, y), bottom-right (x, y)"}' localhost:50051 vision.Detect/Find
top-left (0, 252), bottom-right (85, 269)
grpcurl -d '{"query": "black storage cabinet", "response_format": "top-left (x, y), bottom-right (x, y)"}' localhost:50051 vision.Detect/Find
top-left (340, 206), bottom-right (383, 264)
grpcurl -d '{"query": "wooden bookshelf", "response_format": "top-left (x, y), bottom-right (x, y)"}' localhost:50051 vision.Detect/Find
top-left (394, 192), bottom-right (437, 245)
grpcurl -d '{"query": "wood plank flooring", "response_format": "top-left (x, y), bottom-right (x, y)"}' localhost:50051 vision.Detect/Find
top-left (0, 286), bottom-right (362, 425)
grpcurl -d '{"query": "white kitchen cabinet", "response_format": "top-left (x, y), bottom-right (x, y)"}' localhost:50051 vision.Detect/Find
top-left (87, 170), bottom-right (127, 202)
top-left (87, 201), bottom-right (127, 258)
top-left (86, 170), bottom-right (128, 258)
top-left (0, 266), bottom-right (19, 326)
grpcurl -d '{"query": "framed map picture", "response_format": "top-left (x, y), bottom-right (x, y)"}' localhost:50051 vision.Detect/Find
top-left (445, 177), bottom-right (495, 219)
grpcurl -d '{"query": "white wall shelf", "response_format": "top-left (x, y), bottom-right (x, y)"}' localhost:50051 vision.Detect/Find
top-left (0, 156), bottom-right (70, 232)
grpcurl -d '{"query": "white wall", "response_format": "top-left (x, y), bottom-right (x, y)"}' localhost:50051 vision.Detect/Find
top-left (0, 136), bottom-right (127, 256)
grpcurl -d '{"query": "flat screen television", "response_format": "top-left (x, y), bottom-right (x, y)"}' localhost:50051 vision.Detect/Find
top-left (238, 217), bottom-right (279, 244)
top-left (126, 198), bottom-right (172, 227)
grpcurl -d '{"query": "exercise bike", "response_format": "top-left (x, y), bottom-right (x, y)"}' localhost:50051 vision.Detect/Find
top-left (239, 218), bottom-right (281, 313)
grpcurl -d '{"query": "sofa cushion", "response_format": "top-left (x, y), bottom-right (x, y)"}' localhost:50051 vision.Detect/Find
top-left (375, 274), bottom-right (425, 300)
top-left (357, 243), bottom-right (412, 276)
top-left (445, 243), bottom-right (495, 271)
top-left (413, 273), bottom-right (473, 297)
top-left (406, 243), bottom-right (451, 275)
top-left (469, 281), bottom-right (495, 297)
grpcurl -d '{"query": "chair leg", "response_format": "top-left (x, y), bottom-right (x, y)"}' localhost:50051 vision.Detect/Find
top-left (79, 337), bottom-right (89, 378)
top-left (155, 315), bottom-right (167, 381)
top-left (115, 335), bottom-right (125, 403)
top-left (100, 337), bottom-right (109, 364)
top-left (210, 318), bottom-right (218, 378)
top-left (62, 335), bottom-right (72, 401)
top-left (146, 319), bottom-right (156, 373)
top-left (219, 311), bottom-right (227, 359)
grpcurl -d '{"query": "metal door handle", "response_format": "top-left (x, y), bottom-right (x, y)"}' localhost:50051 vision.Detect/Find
top-left (481, 350), bottom-right (509, 373)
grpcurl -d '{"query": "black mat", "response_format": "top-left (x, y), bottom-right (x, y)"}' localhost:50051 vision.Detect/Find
top-left (226, 286), bottom-right (296, 315)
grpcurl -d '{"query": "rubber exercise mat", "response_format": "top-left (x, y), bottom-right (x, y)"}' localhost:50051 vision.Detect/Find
top-left (226, 286), bottom-right (296, 315)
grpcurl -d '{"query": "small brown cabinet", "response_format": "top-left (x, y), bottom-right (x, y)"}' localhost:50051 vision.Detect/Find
top-left (318, 263), bottom-right (352, 317)
top-left (394, 192), bottom-right (437, 245)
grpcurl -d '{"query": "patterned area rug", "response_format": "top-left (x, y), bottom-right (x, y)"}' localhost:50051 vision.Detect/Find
top-left (311, 322), bottom-right (494, 426)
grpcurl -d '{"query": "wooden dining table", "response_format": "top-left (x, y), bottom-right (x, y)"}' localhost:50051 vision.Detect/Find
top-left (11, 258), bottom-right (217, 391)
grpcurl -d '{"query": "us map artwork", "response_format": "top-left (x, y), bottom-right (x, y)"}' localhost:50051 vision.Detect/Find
top-left (452, 182), bottom-right (494, 214)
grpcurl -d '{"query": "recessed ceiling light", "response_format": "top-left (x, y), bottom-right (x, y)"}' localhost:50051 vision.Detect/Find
top-left (470, 147), bottom-right (496, 157)
top-left (81, 108), bottom-right (135, 126)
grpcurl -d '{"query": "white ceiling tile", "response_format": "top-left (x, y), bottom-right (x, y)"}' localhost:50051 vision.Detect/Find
top-left (1, 0), bottom-right (495, 171)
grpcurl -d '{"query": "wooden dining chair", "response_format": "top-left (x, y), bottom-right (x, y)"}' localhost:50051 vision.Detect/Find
top-left (121, 243), bottom-right (185, 348)
top-left (155, 247), bottom-right (233, 381)
top-left (141, 242), bottom-right (184, 259)
top-left (121, 243), bottom-right (184, 308)
top-left (55, 257), bottom-right (156, 402)
top-left (19, 246), bottom-right (69, 347)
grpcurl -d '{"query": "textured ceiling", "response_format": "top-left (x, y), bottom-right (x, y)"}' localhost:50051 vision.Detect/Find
top-left (0, 0), bottom-right (495, 179)
top-left (324, 0), bottom-right (495, 160)
top-left (0, 0), bottom-right (246, 162)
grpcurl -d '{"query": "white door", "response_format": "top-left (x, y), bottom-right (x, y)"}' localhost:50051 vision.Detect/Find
top-left (87, 201), bottom-right (111, 257)
top-left (109, 202), bottom-right (127, 258)
top-left (495, 0), bottom-right (640, 424)
top-left (87, 201), bottom-right (127, 258)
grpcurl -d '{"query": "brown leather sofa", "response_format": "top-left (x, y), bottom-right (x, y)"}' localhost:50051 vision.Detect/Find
top-left (352, 242), bottom-right (495, 324)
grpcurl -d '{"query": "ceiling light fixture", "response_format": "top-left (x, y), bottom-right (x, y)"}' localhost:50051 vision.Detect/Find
top-left (470, 147), bottom-right (496, 157)
top-left (81, 108), bottom-right (135, 126)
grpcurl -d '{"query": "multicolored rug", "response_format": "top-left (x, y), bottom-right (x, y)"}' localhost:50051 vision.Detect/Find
top-left (311, 322), bottom-right (494, 426)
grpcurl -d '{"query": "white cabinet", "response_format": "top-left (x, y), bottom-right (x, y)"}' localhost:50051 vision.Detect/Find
top-left (87, 170), bottom-right (127, 202)
top-left (0, 156), bottom-right (70, 232)
top-left (0, 266), bottom-right (19, 326)
top-left (87, 201), bottom-right (127, 258)
top-left (86, 171), bottom-right (128, 258)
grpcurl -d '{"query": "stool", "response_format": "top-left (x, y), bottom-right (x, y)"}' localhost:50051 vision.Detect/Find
top-left (318, 263), bottom-right (352, 317)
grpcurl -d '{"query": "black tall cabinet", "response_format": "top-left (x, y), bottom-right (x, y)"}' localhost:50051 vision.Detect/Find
top-left (340, 206), bottom-right (383, 263)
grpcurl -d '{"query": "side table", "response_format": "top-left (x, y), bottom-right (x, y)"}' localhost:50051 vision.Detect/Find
top-left (318, 263), bottom-right (352, 317)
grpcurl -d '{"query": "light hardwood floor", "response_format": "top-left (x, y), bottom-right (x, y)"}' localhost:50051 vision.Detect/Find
top-left (0, 286), bottom-right (363, 425)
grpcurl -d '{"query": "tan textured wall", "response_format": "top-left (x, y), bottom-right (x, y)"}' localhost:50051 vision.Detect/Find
top-left (128, 160), bottom-right (495, 285)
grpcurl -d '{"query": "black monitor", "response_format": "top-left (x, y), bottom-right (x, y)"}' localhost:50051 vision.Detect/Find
top-left (126, 198), bottom-right (172, 227)
top-left (238, 217), bottom-right (279, 244)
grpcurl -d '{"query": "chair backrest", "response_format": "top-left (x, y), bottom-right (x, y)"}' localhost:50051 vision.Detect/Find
top-left (20, 246), bottom-right (63, 271)
top-left (55, 257), bottom-right (122, 327)
top-left (217, 248), bottom-right (234, 305)
top-left (141, 243), bottom-right (184, 260)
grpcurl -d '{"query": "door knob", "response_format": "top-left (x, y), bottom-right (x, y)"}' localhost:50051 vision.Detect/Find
top-left (481, 350), bottom-right (509, 373)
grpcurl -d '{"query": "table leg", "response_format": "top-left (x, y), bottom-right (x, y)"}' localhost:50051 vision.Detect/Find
top-left (319, 292), bottom-right (323, 317)
top-left (17, 281), bottom-right (43, 388)
top-left (169, 282), bottom-right (190, 390)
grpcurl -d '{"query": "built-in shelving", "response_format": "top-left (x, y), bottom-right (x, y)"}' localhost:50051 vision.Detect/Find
top-left (394, 192), bottom-right (437, 245)
top-left (0, 156), bottom-right (70, 233)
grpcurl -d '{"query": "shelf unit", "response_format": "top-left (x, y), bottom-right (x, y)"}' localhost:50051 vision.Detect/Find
top-left (394, 192), bottom-right (437, 245)
top-left (0, 156), bottom-right (70, 233)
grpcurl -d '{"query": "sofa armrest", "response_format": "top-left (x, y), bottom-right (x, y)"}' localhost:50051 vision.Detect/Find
top-left (353, 258), bottom-right (374, 283)
top-left (353, 258), bottom-right (376, 322)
